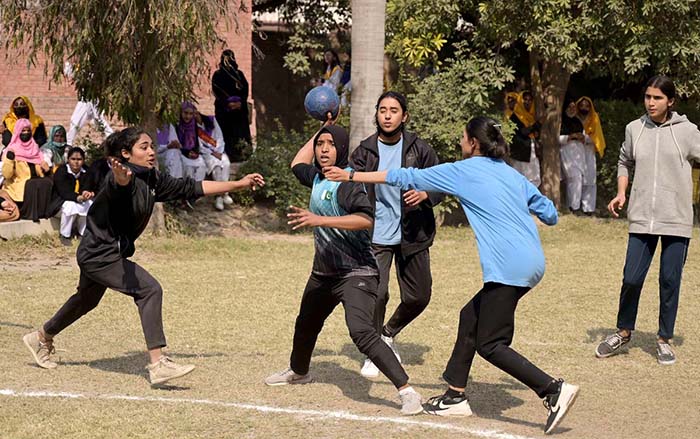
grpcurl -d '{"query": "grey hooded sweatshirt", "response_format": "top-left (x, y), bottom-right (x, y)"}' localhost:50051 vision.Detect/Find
top-left (618, 112), bottom-right (700, 238)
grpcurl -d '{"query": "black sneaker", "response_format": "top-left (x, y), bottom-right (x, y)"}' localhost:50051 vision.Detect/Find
top-left (544, 379), bottom-right (580, 434)
top-left (595, 332), bottom-right (631, 358)
top-left (423, 392), bottom-right (473, 417)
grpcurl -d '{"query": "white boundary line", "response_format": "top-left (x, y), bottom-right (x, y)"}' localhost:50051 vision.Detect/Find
top-left (0, 388), bottom-right (538, 439)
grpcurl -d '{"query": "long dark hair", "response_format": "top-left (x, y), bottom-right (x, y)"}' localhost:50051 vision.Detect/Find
top-left (324, 49), bottom-right (340, 69)
top-left (466, 117), bottom-right (509, 159)
top-left (118, 127), bottom-right (149, 162)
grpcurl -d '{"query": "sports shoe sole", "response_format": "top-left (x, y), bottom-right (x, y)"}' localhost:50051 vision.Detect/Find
top-left (657, 356), bottom-right (676, 366)
top-left (150, 365), bottom-right (196, 385)
top-left (401, 404), bottom-right (424, 416)
top-left (594, 344), bottom-right (627, 358)
top-left (22, 333), bottom-right (57, 369)
top-left (265, 376), bottom-right (313, 386)
top-left (545, 384), bottom-right (580, 435)
top-left (424, 402), bottom-right (473, 417)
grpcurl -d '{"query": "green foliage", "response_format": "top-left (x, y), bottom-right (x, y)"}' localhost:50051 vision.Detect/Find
top-left (386, 0), bottom-right (458, 67)
top-left (0, 0), bottom-right (242, 126)
top-left (239, 120), bottom-right (314, 218)
top-left (408, 45), bottom-right (515, 161)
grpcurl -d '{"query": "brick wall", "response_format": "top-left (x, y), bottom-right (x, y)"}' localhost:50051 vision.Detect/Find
top-left (0, 2), bottom-right (253, 141)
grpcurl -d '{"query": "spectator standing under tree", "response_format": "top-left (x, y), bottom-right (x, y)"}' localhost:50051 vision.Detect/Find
top-left (320, 49), bottom-right (343, 92)
top-left (2, 96), bottom-right (48, 147)
top-left (212, 49), bottom-right (252, 162)
top-left (509, 91), bottom-right (541, 187)
top-left (575, 96), bottom-right (605, 215)
top-left (559, 97), bottom-right (592, 215)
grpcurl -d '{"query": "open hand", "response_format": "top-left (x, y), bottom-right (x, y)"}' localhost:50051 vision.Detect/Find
top-left (404, 190), bottom-right (428, 207)
top-left (110, 158), bottom-right (132, 186)
top-left (607, 193), bottom-right (626, 218)
top-left (240, 173), bottom-right (265, 191)
top-left (287, 205), bottom-right (322, 230)
top-left (323, 166), bottom-right (350, 182)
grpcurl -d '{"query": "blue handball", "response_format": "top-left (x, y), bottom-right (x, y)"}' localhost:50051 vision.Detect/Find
top-left (304, 86), bottom-right (340, 121)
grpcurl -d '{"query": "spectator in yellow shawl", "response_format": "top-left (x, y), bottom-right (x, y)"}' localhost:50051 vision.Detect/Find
top-left (575, 96), bottom-right (605, 214)
top-left (504, 92), bottom-right (518, 119)
top-left (2, 96), bottom-right (48, 147)
top-left (576, 97), bottom-right (606, 157)
top-left (508, 91), bottom-right (541, 187)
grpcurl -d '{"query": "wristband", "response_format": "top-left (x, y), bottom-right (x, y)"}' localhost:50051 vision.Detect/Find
top-left (349, 169), bottom-right (355, 181)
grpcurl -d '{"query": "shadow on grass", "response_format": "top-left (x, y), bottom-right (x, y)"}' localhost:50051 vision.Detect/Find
top-left (62, 351), bottom-right (224, 390)
top-left (311, 360), bottom-right (399, 409)
top-left (586, 327), bottom-right (685, 359)
top-left (464, 377), bottom-right (567, 431)
top-left (0, 321), bottom-right (33, 329)
top-left (314, 342), bottom-right (431, 367)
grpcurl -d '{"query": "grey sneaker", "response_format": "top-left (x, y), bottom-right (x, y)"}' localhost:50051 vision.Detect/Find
top-left (382, 335), bottom-right (401, 364)
top-left (656, 341), bottom-right (676, 365)
top-left (595, 332), bottom-right (630, 358)
top-left (399, 388), bottom-right (423, 416)
top-left (264, 367), bottom-right (313, 386)
top-left (22, 331), bottom-right (58, 369)
top-left (146, 356), bottom-right (195, 385)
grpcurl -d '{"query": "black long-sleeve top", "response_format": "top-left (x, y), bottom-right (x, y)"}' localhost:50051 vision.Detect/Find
top-left (53, 164), bottom-right (91, 202)
top-left (76, 163), bottom-right (203, 269)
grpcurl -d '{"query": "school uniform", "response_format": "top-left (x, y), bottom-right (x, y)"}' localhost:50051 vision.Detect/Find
top-left (52, 163), bottom-right (93, 238)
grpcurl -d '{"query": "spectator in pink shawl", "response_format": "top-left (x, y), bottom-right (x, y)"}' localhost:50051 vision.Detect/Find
top-left (1, 118), bottom-right (56, 220)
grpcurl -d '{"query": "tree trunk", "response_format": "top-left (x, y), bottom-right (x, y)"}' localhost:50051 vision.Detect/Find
top-left (349, 0), bottom-right (386, 152)
top-left (529, 51), bottom-right (570, 209)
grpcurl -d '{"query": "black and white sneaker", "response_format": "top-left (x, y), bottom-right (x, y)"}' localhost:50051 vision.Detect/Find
top-left (544, 379), bottom-right (580, 435)
top-left (423, 392), bottom-right (473, 417)
top-left (595, 332), bottom-right (630, 358)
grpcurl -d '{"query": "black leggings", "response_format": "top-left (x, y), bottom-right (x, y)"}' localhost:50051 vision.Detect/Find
top-left (443, 282), bottom-right (554, 398)
top-left (373, 244), bottom-right (432, 338)
top-left (44, 259), bottom-right (167, 350)
top-left (290, 273), bottom-right (409, 389)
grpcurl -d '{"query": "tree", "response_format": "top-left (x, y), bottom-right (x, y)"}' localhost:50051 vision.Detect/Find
top-left (0, 0), bottom-right (245, 133)
top-left (388, 0), bottom-right (700, 207)
top-left (349, 0), bottom-right (386, 150)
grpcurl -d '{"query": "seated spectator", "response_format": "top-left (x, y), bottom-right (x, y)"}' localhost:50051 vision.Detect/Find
top-left (53, 146), bottom-right (94, 245)
top-left (0, 188), bottom-right (20, 223)
top-left (195, 106), bottom-right (233, 210)
top-left (41, 125), bottom-right (68, 172)
top-left (2, 96), bottom-right (48, 147)
top-left (156, 123), bottom-right (184, 178)
top-left (170, 102), bottom-right (207, 182)
top-left (1, 118), bottom-right (55, 221)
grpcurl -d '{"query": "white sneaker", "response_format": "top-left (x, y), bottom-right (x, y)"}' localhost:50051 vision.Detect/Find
top-left (360, 358), bottom-right (380, 378)
top-left (382, 335), bottom-right (401, 363)
top-left (222, 193), bottom-right (234, 205)
top-left (544, 380), bottom-right (580, 434)
top-left (214, 196), bottom-right (224, 211)
top-left (399, 387), bottom-right (423, 415)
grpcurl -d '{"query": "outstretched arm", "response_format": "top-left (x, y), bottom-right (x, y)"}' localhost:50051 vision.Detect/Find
top-left (202, 173), bottom-right (265, 195)
top-left (287, 206), bottom-right (372, 231)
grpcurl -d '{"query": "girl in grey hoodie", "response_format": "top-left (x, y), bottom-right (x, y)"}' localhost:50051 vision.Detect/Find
top-left (596, 76), bottom-right (700, 365)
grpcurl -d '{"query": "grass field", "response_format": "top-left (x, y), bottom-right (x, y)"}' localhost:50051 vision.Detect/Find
top-left (1, 216), bottom-right (699, 438)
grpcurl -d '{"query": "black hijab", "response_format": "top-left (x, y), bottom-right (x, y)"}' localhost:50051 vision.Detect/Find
top-left (560, 97), bottom-right (584, 136)
top-left (313, 125), bottom-right (349, 174)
